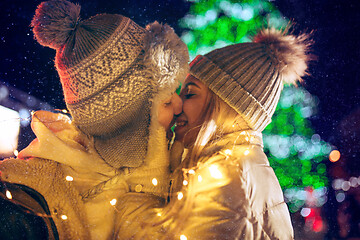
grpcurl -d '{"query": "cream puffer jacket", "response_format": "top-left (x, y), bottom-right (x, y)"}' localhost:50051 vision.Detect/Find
top-left (114, 130), bottom-right (294, 240)
top-left (0, 110), bottom-right (171, 240)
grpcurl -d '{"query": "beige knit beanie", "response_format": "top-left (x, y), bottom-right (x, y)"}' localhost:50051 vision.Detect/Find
top-left (190, 28), bottom-right (311, 132)
top-left (31, 0), bottom-right (189, 168)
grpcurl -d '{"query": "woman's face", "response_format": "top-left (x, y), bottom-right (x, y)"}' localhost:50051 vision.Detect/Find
top-left (158, 92), bottom-right (183, 138)
top-left (175, 75), bottom-right (210, 146)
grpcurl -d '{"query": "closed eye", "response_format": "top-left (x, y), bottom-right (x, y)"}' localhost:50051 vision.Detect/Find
top-left (185, 94), bottom-right (195, 99)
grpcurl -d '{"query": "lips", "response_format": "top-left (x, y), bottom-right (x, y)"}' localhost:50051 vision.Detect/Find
top-left (174, 119), bottom-right (187, 133)
top-left (175, 121), bottom-right (187, 127)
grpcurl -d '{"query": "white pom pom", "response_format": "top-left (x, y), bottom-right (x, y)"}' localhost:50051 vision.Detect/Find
top-left (143, 21), bottom-right (189, 93)
top-left (253, 28), bottom-right (312, 85)
top-left (31, 0), bottom-right (81, 49)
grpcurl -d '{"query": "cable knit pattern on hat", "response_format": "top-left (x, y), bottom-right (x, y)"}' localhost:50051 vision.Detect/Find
top-left (31, 0), bottom-right (189, 168)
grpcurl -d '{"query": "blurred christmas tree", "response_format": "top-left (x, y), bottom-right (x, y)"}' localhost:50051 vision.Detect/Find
top-left (178, 0), bottom-right (332, 213)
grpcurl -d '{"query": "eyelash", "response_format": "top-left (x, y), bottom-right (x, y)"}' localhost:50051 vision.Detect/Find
top-left (185, 93), bottom-right (195, 99)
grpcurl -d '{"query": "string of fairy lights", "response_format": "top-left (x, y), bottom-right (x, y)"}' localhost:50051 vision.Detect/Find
top-left (2, 127), bottom-right (259, 240)
top-left (0, 0), bottom-right (354, 237)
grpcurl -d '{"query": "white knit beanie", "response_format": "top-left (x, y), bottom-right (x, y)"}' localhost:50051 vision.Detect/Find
top-left (190, 28), bottom-right (311, 132)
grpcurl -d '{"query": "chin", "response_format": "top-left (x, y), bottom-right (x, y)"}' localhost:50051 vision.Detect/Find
top-left (178, 136), bottom-right (195, 149)
top-left (175, 129), bottom-right (197, 147)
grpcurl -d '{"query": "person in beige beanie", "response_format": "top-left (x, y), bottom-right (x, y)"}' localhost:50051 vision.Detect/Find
top-left (111, 28), bottom-right (311, 239)
top-left (0, 0), bottom-right (189, 239)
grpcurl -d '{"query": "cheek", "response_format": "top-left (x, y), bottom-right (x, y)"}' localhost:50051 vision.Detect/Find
top-left (157, 107), bottom-right (173, 129)
top-left (183, 100), bottom-right (202, 125)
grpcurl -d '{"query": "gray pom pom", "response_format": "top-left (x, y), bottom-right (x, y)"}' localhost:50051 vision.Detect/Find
top-left (31, 0), bottom-right (81, 49)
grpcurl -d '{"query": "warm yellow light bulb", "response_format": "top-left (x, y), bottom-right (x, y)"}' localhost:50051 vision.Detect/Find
top-left (65, 176), bottom-right (73, 181)
top-left (110, 198), bottom-right (117, 206)
top-left (198, 175), bottom-right (203, 182)
top-left (209, 165), bottom-right (222, 179)
top-left (188, 169), bottom-right (195, 175)
top-left (152, 178), bottom-right (158, 186)
top-left (224, 149), bottom-right (232, 155)
top-left (177, 192), bottom-right (183, 200)
top-left (183, 180), bottom-right (188, 186)
top-left (244, 150), bottom-right (250, 155)
top-left (6, 190), bottom-right (12, 199)
top-left (180, 235), bottom-right (187, 240)
top-left (61, 215), bottom-right (68, 220)
top-left (13, 150), bottom-right (18, 157)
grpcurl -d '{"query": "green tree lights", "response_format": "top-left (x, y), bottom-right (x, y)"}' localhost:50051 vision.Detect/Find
top-left (179, 0), bottom-right (287, 59)
top-left (179, 0), bottom-right (331, 212)
top-left (264, 88), bottom-right (331, 212)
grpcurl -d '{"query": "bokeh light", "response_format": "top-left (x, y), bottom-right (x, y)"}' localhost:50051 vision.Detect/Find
top-left (329, 150), bottom-right (341, 162)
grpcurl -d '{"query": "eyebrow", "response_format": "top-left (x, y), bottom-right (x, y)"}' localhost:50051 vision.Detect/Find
top-left (185, 82), bottom-right (200, 89)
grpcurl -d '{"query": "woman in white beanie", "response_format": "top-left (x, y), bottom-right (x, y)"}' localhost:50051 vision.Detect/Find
top-left (0, 0), bottom-right (189, 239)
top-left (113, 28), bottom-right (311, 240)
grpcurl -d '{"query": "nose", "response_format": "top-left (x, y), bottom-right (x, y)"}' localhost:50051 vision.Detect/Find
top-left (172, 93), bottom-right (183, 116)
top-left (179, 88), bottom-right (186, 101)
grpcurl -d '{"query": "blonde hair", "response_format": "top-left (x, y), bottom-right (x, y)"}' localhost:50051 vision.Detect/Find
top-left (135, 91), bottom-right (251, 238)
top-left (186, 90), bottom-right (250, 167)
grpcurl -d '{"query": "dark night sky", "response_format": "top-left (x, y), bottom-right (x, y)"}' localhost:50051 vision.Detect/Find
top-left (274, 0), bottom-right (360, 176)
top-left (275, 0), bottom-right (360, 137)
top-left (0, 0), bottom-right (359, 172)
